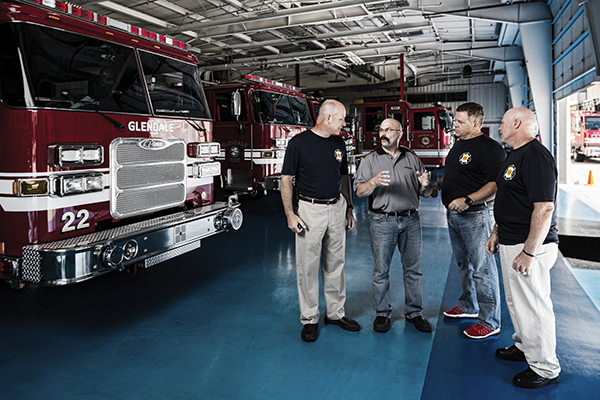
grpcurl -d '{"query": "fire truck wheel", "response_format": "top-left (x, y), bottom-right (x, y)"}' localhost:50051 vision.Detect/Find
top-left (573, 151), bottom-right (585, 162)
top-left (249, 189), bottom-right (266, 198)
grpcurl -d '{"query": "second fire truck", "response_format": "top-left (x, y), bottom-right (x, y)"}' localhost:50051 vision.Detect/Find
top-left (205, 75), bottom-right (314, 195)
top-left (571, 99), bottom-right (600, 162)
top-left (349, 100), bottom-right (454, 168)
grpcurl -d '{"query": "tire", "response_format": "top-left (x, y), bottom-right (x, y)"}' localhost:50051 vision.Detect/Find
top-left (573, 151), bottom-right (585, 162)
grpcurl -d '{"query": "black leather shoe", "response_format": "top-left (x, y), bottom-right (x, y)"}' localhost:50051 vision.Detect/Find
top-left (373, 316), bottom-right (391, 333)
top-left (324, 316), bottom-right (362, 331)
top-left (513, 367), bottom-right (559, 389)
top-left (405, 315), bottom-right (433, 332)
top-left (301, 324), bottom-right (318, 342)
top-left (495, 345), bottom-right (527, 362)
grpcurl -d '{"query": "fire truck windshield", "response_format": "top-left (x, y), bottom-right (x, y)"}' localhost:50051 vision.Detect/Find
top-left (139, 51), bottom-right (210, 119)
top-left (0, 22), bottom-right (209, 119)
top-left (250, 90), bottom-right (312, 126)
top-left (585, 116), bottom-right (600, 130)
top-left (437, 109), bottom-right (453, 131)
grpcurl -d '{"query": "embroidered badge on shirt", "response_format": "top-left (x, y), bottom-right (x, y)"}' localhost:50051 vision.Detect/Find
top-left (334, 149), bottom-right (342, 162)
top-left (503, 164), bottom-right (516, 180)
top-left (459, 152), bottom-right (472, 165)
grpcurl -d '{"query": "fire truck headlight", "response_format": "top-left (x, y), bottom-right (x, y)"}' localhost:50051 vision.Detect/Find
top-left (52, 144), bottom-right (104, 166)
top-left (82, 147), bottom-right (103, 163)
top-left (188, 142), bottom-right (221, 158)
top-left (56, 173), bottom-right (104, 196)
top-left (196, 162), bottom-right (221, 178)
top-left (15, 179), bottom-right (49, 196)
top-left (63, 177), bottom-right (86, 194)
top-left (274, 138), bottom-right (287, 147)
top-left (86, 175), bottom-right (104, 192)
top-left (275, 150), bottom-right (285, 158)
top-left (263, 151), bottom-right (273, 158)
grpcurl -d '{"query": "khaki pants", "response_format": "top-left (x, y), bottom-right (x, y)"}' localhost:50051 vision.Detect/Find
top-left (499, 242), bottom-right (560, 379)
top-left (296, 196), bottom-right (347, 325)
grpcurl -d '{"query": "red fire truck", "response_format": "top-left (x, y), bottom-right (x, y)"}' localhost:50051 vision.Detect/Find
top-left (0, 0), bottom-right (243, 288)
top-left (349, 100), bottom-right (454, 167)
top-left (571, 100), bottom-right (600, 162)
top-left (204, 75), bottom-right (314, 194)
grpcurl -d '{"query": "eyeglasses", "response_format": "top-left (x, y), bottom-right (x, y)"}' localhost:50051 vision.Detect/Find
top-left (378, 128), bottom-right (402, 133)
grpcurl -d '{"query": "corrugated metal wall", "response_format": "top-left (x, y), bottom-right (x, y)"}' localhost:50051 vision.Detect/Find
top-left (335, 76), bottom-right (507, 142)
top-left (551, 0), bottom-right (598, 100)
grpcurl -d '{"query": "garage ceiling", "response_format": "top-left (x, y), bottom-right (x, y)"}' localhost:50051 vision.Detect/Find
top-left (68, 0), bottom-right (552, 90)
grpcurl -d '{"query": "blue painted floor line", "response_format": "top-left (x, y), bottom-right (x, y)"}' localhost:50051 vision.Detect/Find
top-left (557, 187), bottom-right (600, 221)
top-left (566, 259), bottom-right (600, 312)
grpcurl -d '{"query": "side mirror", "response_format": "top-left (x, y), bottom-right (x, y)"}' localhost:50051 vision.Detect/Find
top-left (232, 90), bottom-right (242, 117)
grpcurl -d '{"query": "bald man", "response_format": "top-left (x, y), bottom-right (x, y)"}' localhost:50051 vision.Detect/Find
top-left (485, 107), bottom-right (560, 389)
top-left (282, 99), bottom-right (361, 342)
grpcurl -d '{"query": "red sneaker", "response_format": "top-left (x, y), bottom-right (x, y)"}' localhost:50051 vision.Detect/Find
top-left (443, 306), bottom-right (478, 319)
top-left (464, 323), bottom-right (500, 339)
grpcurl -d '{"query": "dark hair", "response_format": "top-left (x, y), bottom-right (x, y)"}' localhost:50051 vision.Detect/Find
top-left (456, 102), bottom-right (484, 127)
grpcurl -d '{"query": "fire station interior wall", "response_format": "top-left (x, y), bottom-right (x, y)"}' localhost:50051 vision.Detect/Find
top-left (327, 76), bottom-right (507, 144)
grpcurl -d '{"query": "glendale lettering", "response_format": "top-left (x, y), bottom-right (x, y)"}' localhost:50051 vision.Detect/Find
top-left (128, 121), bottom-right (175, 133)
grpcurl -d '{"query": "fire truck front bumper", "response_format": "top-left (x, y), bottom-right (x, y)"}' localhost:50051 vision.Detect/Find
top-left (18, 199), bottom-right (243, 286)
top-left (584, 146), bottom-right (600, 158)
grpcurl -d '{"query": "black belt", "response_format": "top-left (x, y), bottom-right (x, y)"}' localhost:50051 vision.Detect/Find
top-left (371, 209), bottom-right (417, 217)
top-left (468, 201), bottom-right (494, 209)
top-left (298, 194), bottom-right (340, 205)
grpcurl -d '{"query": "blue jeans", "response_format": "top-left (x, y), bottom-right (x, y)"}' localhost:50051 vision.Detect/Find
top-left (369, 211), bottom-right (423, 319)
top-left (447, 204), bottom-right (500, 330)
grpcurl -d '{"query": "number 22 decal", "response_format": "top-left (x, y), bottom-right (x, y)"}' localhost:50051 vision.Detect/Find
top-left (61, 209), bottom-right (91, 233)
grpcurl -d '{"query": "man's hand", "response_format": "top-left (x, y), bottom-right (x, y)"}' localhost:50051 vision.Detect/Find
top-left (416, 170), bottom-right (430, 187)
top-left (485, 232), bottom-right (499, 255)
top-left (430, 182), bottom-right (440, 198)
top-left (346, 208), bottom-right (355, 231)
top-left (372, 170), bottom-right (391, 187)
top-left (512, 252), bottom-right (534, 276)
top-left (287, 213), bottom-right (306, 234)
top-left (448, 197), bottom-right (469, 213)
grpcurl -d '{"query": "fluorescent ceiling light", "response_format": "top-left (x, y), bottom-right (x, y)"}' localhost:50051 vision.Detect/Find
top-left (182, 30), bottom-right (198, 38)
top-left (153, 0), bottom-right (189, 16)
top-left (233, 33), bottom-right (253, 43)
top-left (224, 0), bottom-right (245, 8)
top-left (310, 40), bottom-right (327, 50)
top-left (153, 0), bottom-right (205, 22)
top-left (98, 1), bottom-right (175, 29)
top-left (263, 46), bottom-right (280, 54)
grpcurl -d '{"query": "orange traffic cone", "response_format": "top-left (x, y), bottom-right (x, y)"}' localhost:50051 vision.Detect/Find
top-left (586, 170), bottom-right (595, 186)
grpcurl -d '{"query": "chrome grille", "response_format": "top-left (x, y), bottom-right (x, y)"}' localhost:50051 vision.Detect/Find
top-left (22, 248), bottom-right (42, 283)
top-left (110, 138), bottom-right (187, 219)
top-left (116, 164), bottom-right (185, 189)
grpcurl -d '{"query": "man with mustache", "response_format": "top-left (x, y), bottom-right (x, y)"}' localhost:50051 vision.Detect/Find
top-left (354, 118), bottom-right (434, 333)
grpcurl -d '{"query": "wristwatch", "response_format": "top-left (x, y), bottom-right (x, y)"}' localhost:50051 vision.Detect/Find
top-left (464, 196), bottom-right (473, 206)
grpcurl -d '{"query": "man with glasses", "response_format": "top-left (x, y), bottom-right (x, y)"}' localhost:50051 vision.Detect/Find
top-left (431, 102), bottom-right (505, 339)
top-left (354, 118), bottom-right (434, 333)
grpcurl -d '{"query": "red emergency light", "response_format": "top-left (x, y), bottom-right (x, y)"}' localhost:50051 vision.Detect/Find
top-left (243, 75), bottom-right (301, 93)
top-left (30, 0), bottom-right (188, 50)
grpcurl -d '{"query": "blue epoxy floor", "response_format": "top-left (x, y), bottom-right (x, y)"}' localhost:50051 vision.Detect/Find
top-left (1, 186), bottom-right (599, 399)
